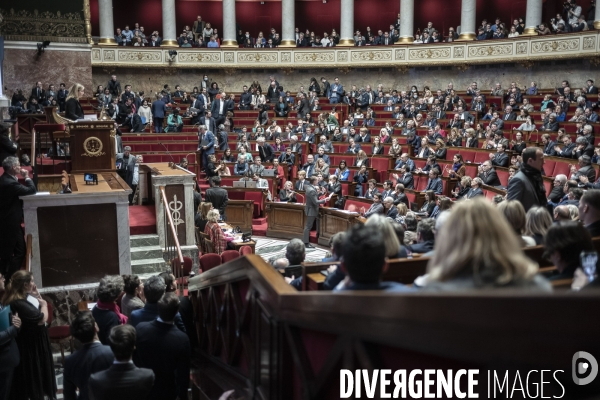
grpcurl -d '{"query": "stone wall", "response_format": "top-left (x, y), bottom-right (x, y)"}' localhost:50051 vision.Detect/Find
top-left (4, 42), bottom-right (93, 95)
top-left (92, 61), bottom-right (598, 97)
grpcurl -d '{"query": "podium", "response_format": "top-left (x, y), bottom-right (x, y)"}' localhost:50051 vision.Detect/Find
top-left (67, 121), bottom-right (117, 172)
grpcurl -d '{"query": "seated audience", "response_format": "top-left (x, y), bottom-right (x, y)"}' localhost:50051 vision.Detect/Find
top-left (544, 221), bottom-right (596, 282)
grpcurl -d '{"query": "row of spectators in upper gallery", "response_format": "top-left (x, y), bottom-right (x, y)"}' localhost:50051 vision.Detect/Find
top-left (108, 0), bottom-right (596, 48)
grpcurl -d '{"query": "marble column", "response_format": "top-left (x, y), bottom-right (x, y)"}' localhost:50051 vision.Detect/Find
top-left (280, 0), bottom-right (295, 47)
top-left (523, 0), bottom-right (542, 35)
top-left (161, 0), bottom-right (178, 47)
top-left (98, 0), bottom-right (116, 45)
top-left (397, 0), bottom-right (414, 43)
top-left (339, 0), bottom-right (355, 45)
top-left (595, 1), bottom-right (600, 29)
top-left (221, 0), bottom-right (238, 47)
top-left (457, 0), bottom-right (476, 41)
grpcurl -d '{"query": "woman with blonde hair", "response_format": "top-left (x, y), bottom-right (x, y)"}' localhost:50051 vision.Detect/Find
top-left (395, 202), bottom-right (408, 225)
top-left (353, 149), bottom-right (369, 167)
top-left (524, 206), bottom-right (553, 245)
top-left (65, 83), bottom-right (85, 120)
top-left (465, 128), bottom-right (478, 148)
top-left (446, 128), bottom-right (462, 147)
top-left (388, 137), bottom-right (402, 158)
top-left (426, 199), bottom-right (551, 291)
top-left (3, 270), bottom-right (56, 399)
top-left (195, 202), bottom-right (213, 231)
top-left (364, 214), bottom-right (407, 258)
top-left (434, 139), bottom-right (447, 159)
top-left (453, 175), bottom-right (471, 199)
top-left (497, 200), bottom-right (536, 247)
top-left (204, 209), bottom-right (233, 254)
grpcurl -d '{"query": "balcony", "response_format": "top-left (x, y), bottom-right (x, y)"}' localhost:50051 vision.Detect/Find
top-left (91, 31), bottom-right (600, 69)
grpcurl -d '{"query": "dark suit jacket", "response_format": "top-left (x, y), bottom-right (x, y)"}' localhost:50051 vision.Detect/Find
top-left (480, 170), bottom-right (502, 187)
top-left (134, 320), bottom-right (191, 400)
top-left (64, 342), bottom-right (114, 400)
top-left (425, 178), bottom-right (443, 194)
top-left (398, 173), bottom-right (414, 189)
top-left (407, 240), bottom-right (435, 254)
top-left (88, 362), bottom-right (154, 400)
top-left (0, 174), bottom-right (37, 229)
top-left (129, 114), bottom-right (144, 132)
top-left (65, 98), bottom-right (84, 120)
top-left (304, 184), bottom-right (326, 217)
top-left (151, 100), bottom-right (166, 118)
top-left (466, 187), bottom-right (484, 199)
top-left (258, 144), bottom-right (274, 162)
top-left (503, 112), bottom-right (517, 121)
top-left (491, 152), bottom-right (509, 168)
top-left (0, 321), bottom-right (19, 374)
top-left (129, 303), bottom-right (186, 333)
top-left (548, 186), bottom-right (565, 203)
top-left (506, 170), bottom-right (546, 211)
top-left (205, 187), bottom-right (229, 218)
top-left (294, 179), bottom-right (307, 191)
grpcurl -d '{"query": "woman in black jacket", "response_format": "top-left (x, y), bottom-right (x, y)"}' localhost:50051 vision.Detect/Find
top-left (308, 77), bottom-right (321, 96)
top-left (258, 104), bottom-right (269, 125)
top-left (64, 83), bottom-right (85, 121)
top-left (275, 96), bottom-right (289, 117)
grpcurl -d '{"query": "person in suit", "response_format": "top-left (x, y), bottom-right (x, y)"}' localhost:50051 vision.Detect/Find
top-left (0, 271), bottom-right (21, 399)
top-left (205, 176), bottom-right (229, 220)
top-left (0, 156), bottom-right (36, 278)
top-left (361, 193), bottom-right (384, 217)
top-left (407, 218), bottom-right (436, 254)
top-left (393, 165), bottom-right (414, 190)
top-left (478, 161), bottom-right (502, 187)
top-left (490, 143), bottom-right (509, 168)
top-left (465, 177), bottom-right (484, 199)
top-left (507, 147), bottom-right (548, 211)
top-left (295, 170), bottom-right (308, 191)
top-left (123, 109), bottom-right (144, 133)
top-left (151, 95), bottom-right (166, 133)
top-left (106, 75), bottom-right (121, 98)
top-left (570, 155), bottom-right (597, 182)
top-left (554, 135), bottom-right (577, 158)
top-left (329, 77), bottom-right (343, 104)
top-left (578, 190), bottom-right (600, 237)
top-left (65, 83), bottom-right (85, 121)
top-left (0, 123), bottom-right (18, 165)
top-left (197, 125), bottom-right (215, 170)
top-left (129, 276), bottom-right (186, 332)
top-left (424, 169), bottom-right (443, 195)
top-left (382, 196), bottom-right (398, 219)
top-left (189, 94), bottom-right (206, 125)
top-left (134, 293), bottom-right (190, 400)
top-left (394, 153), bottom-right (415, 172)
top-left (296, 32), bottom-right (308, 47)
top-left (541, 134), bottom-right (556, 156)
top-left (64, 311), bottom-right (114, 400)
top-left (502, 106), bottom-right (517, 121)
top-left (257, 137), bottom-right (274, 162)
top-left (346, 138), bottom-right (361, 154)
top-left (30, 81), bottom-right (46, 103)
top-left (88, 324), bottom-right (154, 400)
top-left (303, 176), bottom-right (332, 247)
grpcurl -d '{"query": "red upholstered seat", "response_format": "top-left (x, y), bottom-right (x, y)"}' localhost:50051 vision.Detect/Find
top-left (33, 123), bottom-right (65, 132)
top-left (496, 169), bottom-right (510, 187)
top-left (544, 180), bottom-right (552, 196)
top-left (553, 161), bottom-right (572, 178)
top-left (171, 257), bottom-right (193, 284)
top-left (239, 245), bottom-right (253, 256)
top-left (473, 151), bottom-right (489, 164)
top-left (221, 250), bottom-right (241, 263)
top-left (47, 302), bottom-right (74, 365)
top-left (244, 191), bottom-right (264, 217)
top-left (544, 160), bottom-right (557, 177)
top-left (200, 253), bottom-right (222, 272)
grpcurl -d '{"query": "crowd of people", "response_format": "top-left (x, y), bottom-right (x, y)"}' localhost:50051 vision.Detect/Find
top-left (109, 0), bottom-right (597, 48)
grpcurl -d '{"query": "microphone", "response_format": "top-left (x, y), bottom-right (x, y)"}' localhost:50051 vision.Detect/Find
top-left (291, 191), bottom-right (305, 205)
top-left (159, 142), bottom-right (176, 165)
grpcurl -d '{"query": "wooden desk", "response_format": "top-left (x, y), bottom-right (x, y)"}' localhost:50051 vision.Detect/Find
top-left (318, 207), bottom-right (364, 247)
top-left (265, 202), bottom-right (307, 240)
top-left (306, 272), bottom-right (326, 290)
top-left (230, 240), bottom-right (256, 254)
top-left (224, 200), bottom-right (254, 233)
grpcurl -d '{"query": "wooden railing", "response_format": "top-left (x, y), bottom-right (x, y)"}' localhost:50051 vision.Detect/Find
top-left (23, 234), bottom-right (33, 273)
top-left (159, 186), bottom-right (185, 292)
top-left (188, 255), bottom-right (600, 399)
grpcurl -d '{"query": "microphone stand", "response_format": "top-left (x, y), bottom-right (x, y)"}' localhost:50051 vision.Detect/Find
top-left (159, 142), bottom-right (177, 168)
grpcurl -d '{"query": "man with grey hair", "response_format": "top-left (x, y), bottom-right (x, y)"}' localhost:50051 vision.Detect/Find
top-left (129, 275), bottom-right (186, 332)
top-left (92, 275), bottom-right (125, 344)
top-left (288, 135), bottom-right (303, 156)
top-left (257, 136), bottom-right (274, 162)
top-left (197, 124), bottom-right (215, 169)
top-left (0, 156), bottom-right (36, 278)
top-left (569, 155), bottom-right (597, 182)
top-left (574, 135), bottom-right (594, 159)
top-left (284, 239), bottom-right (306, 290)
top-left (568, 107), bottom-right (587, 123)
top-left (382, 196), bottom-right (398, 219)
top-left (549, 174), bottom-right (568, 204)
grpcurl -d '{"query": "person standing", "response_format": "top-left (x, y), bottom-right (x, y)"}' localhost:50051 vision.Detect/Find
top-left (134, 293), bottom-right (190, 400)
top-left (151, 95), bottom-right (166, 133)
top-left (0, 156), bottom-right (36, 279)
top-left (197, 124), bottom-right (215, 170)
top-left (204, 176), bottom-right (229, 221)
top-left (88, 325), bottom-right (154, 400)
top-left (65, 83), bottom-right (85, 121)
top-left (0, 272), bottom-right (21, 399)
top-left (3, 270), bottom-right (56, 399)
top-left (303, 176), bottom-right (332, 248)
top-left (507, 147), bottom-right (548, 212)
top-left (63, 311), bottom-right (113, 400)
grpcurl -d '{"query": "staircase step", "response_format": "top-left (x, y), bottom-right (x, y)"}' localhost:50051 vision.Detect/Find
top-left (130, 245), bottom-right (163, 261)
top-left (130, 234), bottom-right (160, 247)
top-left (131, 258), bottom-right (168, 275)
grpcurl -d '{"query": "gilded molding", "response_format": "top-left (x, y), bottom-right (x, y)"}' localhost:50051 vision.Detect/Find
top-left (90, 32), bottom-right (600, 70)
top-left (0, 7), bottom-right (86, 43)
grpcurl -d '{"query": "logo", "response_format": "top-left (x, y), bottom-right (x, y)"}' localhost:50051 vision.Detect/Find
top-left (572, 351), bottom-right (598, 385)
top-left (82, 136), bottom-right (105, 157)
top-left (169, 194), bottom-right (184, 226)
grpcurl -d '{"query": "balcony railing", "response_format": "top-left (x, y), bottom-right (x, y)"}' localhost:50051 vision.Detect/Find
top-left (91, 31), bottom-right (600, 69)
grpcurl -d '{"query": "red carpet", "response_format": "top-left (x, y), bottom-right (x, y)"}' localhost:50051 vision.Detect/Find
top-left (251, 216), bottom-right (317, 243)
top-left (129, 205), bottom-right (157, 235)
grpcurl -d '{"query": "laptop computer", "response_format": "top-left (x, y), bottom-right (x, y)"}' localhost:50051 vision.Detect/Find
top-left (245, 181), bottom-right (257, 188)
top-left (233, 181), bottom-right (246, 188)
top-left (262, 169), bottom-right (276, 177)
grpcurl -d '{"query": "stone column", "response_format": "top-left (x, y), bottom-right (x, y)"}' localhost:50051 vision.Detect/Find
top-left (221, 0), bottom-right (238, 47)
top-left (280, 0), bottom-right (295, 47)
top-left (161, 0), bottom-right (178, 47)
top-left (457, 0), bottom-right (476, 41)
top-left (98, 0), bottom-right (116, 45)
top-left (595, 1), bottom-right (600, 29)
top-left (397, 0), bottom-right (414, 43)
top-left (339, 0), bottom-right (355, 45)
top-left (523, 0), bottom-right (542, 35)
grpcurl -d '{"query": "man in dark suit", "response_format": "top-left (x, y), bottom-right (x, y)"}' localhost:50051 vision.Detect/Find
top-left (579, 190), bottom-right (600, 237)
top-left (507, 147), bottom-right (548, 211)
top-left (407, 219), bottom-right (436, 254)
top-left (135, 293), bottom-right (190, 400)
top-left (189, 94), bottom-right (205, 125)
top-left (197, 125), bottom-right (215, 170)
top-left (239, 85), bottom-right (252, 110)
top-left (205, 176), bottom-right (229, 220)
top-left (88, 325), bottom-right (154, 400)
top-left (541, 134), bottom-right (556, 156)
top-left (394, 166), bottom-right (414, 189)
top-left (465, 178), bottom-right (484, 199)
top-left (151, 95), bottom-right (166, 133)
top-left (296, 32), bottom-right (308, 47)
top-left (210, 93), bottom-right (227, 127)
top-left (64, 311), bottom-right (113, 400)
top-left (0, 123), bottom-right (18, 165)
top-left (424, 169), bottom-right (443, 195)
top-left (382, 196), bottom-right (398, 218)
top-left (548, 175), bottom-right (567, 204)
top-left (106, 75), bottom-right (122, 98)
top-left (30, 81), bottom-right (46, 103)
top-left (502, 106), bottom-right (517, 121)
top-left (129, 276), bottom-right (186, 332)
top-left (0, 156), bottom-right (36, 278)
top-left (394, 154), bottom-right (415, 172)
top-left (122, 109), bottom-right (144, 133)
top-left (257, 137), bottom-right (274, 162)
top-left (490, 143), bottom-right (509, 168)
top-left (554, 135), bottom-right (577, 158)
top-left (303, 176), bottom-right (331, 247)
top-left (478, 161), bottom-right (502, 187)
